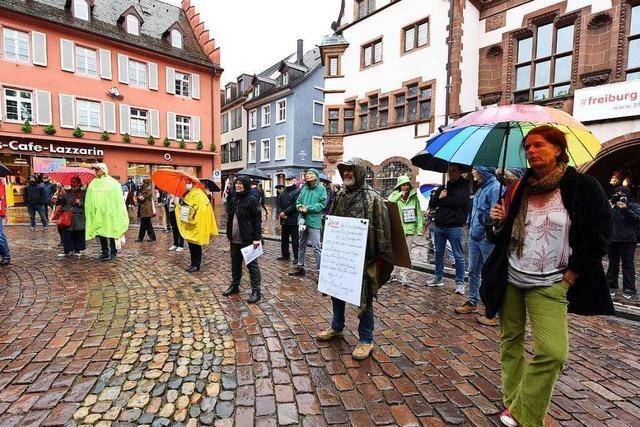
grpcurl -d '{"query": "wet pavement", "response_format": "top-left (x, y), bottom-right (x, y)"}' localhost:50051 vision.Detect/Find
top-left (0, 225), bottom-right (639, 426)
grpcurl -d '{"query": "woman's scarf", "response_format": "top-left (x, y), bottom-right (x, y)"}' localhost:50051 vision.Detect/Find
top-left (511, 162), bottom-right (567, 257)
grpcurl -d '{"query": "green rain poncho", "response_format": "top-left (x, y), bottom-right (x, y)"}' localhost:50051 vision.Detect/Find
top-left (85, 163), bottom-right (129, 240)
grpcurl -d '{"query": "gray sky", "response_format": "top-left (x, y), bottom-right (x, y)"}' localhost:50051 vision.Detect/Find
top-left (164, 0), bottom-right (342, 84)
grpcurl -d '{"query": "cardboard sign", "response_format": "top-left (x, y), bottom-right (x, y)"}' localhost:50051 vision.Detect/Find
top-left (386, 201), bottom-right (412, 268)
top-left (318, 216), bottom-right (369, 306)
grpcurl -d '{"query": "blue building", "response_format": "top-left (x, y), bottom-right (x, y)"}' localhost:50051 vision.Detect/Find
top-left (243, 40), bottom-right (324, 198)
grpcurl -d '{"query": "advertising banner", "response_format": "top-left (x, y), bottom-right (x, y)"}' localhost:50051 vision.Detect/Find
top-left (33, 157), bottom-right (66, 173)
top-left (573, 80), bottom-right (640, 122)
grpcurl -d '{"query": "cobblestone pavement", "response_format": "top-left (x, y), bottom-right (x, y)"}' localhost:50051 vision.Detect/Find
top-left (1, 226), bottom-right (639, 426)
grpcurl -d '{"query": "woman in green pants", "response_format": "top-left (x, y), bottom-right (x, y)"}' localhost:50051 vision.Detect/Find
top-left (482, 125), bottom-right (613, 427)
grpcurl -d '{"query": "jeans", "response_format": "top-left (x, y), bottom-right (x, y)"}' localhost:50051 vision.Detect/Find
top-left (606, 242), bottom-right (637, 294)
top-left (298, 227), bottom-right (322, 270)
top-left (281, 224), bottom-right (299, 260)
top-left (430, 228), bottom-right (454, 263)
top-left (99, 236), bottom-right (117, 256)
top-left (467, 237), bottom-right (495, 305)
top-left (188, 242), bottom-right (202, 268)
top-left (434, 225), bottom-right (465, 284)
top-left (501, 283), bottom-right (569, 427)
top-left (168, 211), bottom-right (184, 247)
top-left (62, 229), bottom-right (85, 254)
top-left (28, 204), bottom-right (48, 228)
top-left (230, 243), bottom-right (261, 291)
top-left (331, 297), bottom-right (374, 344)
top-left (138, 217), bottom-right (156, 241)
top-left (0, 218), bottom-right (10, 261)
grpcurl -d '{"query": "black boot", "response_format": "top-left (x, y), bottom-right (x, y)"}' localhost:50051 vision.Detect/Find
top-left (223, 284), bottom-right (239, 297)
top-left (247, 289), bottom-right (261, 304)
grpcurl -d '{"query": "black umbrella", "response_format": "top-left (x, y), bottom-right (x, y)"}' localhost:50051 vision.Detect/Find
top-left (0, 163), bottom-right (11, 177)
top-left (411, 149), bottom-right (472, 173)
top-left (236, 167), bottom-right (270, 180)
top-left (199, 179), bottom-right (221, 192)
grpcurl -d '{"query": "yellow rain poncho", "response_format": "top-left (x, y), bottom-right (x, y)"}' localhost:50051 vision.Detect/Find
top-left (176, 187), bottom-right (218, 245)
top-left (85, 163), bottom-right (129, 240)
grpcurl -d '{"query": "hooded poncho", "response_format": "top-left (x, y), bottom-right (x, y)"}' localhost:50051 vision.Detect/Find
top-left (176, 187), bottom-right (218, 246)
top-left (85, 163), bottom-right (129, 240)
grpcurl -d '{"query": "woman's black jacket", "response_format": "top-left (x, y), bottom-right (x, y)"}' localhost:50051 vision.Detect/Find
top-left (226, 191), bottom-right (262, 244)
top-left (480, 167), bottom-right (614, 318)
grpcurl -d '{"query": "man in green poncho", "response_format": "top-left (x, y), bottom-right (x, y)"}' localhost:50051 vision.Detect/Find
top-left (316, 158), bottom-right (394, 360)
top-left (85, 163), bottom-right (129, 261)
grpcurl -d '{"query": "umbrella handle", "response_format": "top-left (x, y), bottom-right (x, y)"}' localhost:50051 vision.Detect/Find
top-left (497, 123), bottom-right (512, 202)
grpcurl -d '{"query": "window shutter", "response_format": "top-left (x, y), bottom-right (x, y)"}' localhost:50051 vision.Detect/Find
top-left (99, 49), bottom-right (112, 80)
top-left (148, 62), bottom-right (158, 90)
top-left (191, 73), bottom-right (200, 99)
top-left (118, 54), bottom-right (129, 84)
top-left (60, 39), bottom-right (75, 72)
top-left (35, 90), bottom-right (52, 125)
top-left (166, 67), bottom-right (175, 94)
top-left (102, 101), bottom-right (116, 133)
top-left (150, 109), bottom-right (160, 138)
top-left (191, 116), bottom-right (200, 142)
top-left (59, 94), bottom-right (75, 128)
top-left (32, 31), bottom-right (47, 66)
top-left (119, 104), bottom-right (130, 134)
top-left (167, 112), bottom-right (176, 139)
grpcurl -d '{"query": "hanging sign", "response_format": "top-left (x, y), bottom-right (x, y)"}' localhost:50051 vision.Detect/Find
top-left (33, 157), bottom-right (67, 173)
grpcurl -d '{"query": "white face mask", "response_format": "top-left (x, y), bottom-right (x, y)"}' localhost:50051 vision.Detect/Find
top-left (185, 183), bottom-right (193, 191)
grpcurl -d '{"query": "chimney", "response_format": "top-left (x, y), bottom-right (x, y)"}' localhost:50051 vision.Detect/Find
top-left (297, 39), bottom-right (304, 65)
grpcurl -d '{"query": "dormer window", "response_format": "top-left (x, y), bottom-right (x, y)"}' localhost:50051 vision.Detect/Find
top-left (171, 30), bottom-right (183, 49)
top-left (126, 14), bottom-right (140, 36)
top-left (74, 0), bottom-right (89, 21)
top-left (282, 72), bottom-right (289, 86)
top-left (225, 87), bottom-right (231, 100)
top-left (254, 85), bottom-right (260, 97)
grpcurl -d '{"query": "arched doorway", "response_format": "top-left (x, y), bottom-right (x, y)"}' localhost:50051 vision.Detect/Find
top-left (581, 133), bottom-right (640, 199)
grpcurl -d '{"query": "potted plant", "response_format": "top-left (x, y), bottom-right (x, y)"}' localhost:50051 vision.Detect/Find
top-left (21, 120), bottom-right (32, 134)
top-left (73, 127), bottom-right (84, 138)
top-left (43, 124), bottom-right (57, 135)
top-left (147, 135), bottom-right (156, 145)
top-left (210, 142), bottom-right (217, 152)
top-left (101, 131), bottom-right (110, 141)
top-left (179, 139), bottom-right (187, 149)
top-left (163, 137), bottom-right (171, 147)
top-left (196, 140), bottom-right (203, 150)
top-left (123, 133), bottom-right (131, 143)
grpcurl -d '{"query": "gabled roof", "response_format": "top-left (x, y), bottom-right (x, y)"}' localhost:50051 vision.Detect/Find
top-left (117, 5), bottom-right (143, 25)
top-left (279, 61), bottom-right (307, 73)
top-left (1, 0), bottom-right (217, 69)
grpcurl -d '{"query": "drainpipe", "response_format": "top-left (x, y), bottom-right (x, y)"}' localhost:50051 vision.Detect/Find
top-left (444, 0), bottom-right (454, 128)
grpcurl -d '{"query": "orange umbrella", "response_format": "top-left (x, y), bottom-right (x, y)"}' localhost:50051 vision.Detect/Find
top-left (151, 169), bottom-right (206, 197)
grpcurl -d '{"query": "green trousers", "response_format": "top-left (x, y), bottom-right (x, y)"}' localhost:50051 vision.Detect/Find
top-left (500, 282), bottom-right (569, 427)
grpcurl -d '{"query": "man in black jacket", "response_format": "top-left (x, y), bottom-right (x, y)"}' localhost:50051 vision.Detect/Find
top-left (276, 177), bottom-right (300, 264)
top-left (607, 186), bottom-right (640, 299)
top-left (223, 176), bottom-right (263, 303)
top-left (23, 175), bottom-right (48, 231)
top-left (427, 164), bottom-right (469, 293)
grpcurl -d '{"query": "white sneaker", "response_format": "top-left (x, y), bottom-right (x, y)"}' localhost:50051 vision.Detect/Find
top-left (58, 253), bottom-right (71, 257)
top-left (427, 278), bottom-right (444, 287)
top-left (455, 283), bottom-right (465, 295)
top-left (500, 409), bottom-right (519, 427)
top-left (175, 247), bottom-right (184, 252)
top-left (168, 246), bottom-right (178, 251)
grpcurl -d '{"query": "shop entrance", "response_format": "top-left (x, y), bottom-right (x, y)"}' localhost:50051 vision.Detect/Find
top-left (582, 138), bottom-right (640, 199)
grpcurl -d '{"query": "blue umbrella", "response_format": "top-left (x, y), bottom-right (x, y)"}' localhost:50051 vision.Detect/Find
top-left (318, 173), bottom-right (331, 184)
top-left (419, 184), bottom-right (438, 198)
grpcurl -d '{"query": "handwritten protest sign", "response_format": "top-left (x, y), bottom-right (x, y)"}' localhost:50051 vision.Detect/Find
top-left (318, 216), bottom-right (369, 306)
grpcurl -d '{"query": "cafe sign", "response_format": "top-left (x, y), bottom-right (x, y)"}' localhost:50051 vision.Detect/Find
top-left (573, 79), bottom-right (640, 122)
top-left (0, 140), bottom-right (104, 156)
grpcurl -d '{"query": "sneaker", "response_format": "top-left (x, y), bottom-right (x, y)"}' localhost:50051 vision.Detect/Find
top-left (276, 256), bottom-right (290, 261)
top-left (58, 253), bottom-right (72, 257)
top-left (169, 246), bottom-right (178, 251)
top-left (477, 315), bottom-right (500, 326)
top-left (30, 227), bottom-right (36, 231)
top-left (288, 267), bottom-right (305, 276)
top-left (175, 247), bottom-right (184, 252)
top-left (455, 283), bottom-right (465, 295)
top-left (623, 292), bottom-right (635, 300)
top-left (352, 342), bottom-right (374, 360)
top-left (43, 227), bottom-right (48, 231)
top-left (316, 328), bottom-right (343, 342)
top-left (292, 259), bottom-right (299, 265)
top-left (0, 258), bottom-right (10, 266)
top-left (500, 409), bottom-right (520, 427)
top-left (74, 251), bottom-right (83, 257)
top-left (455, 301), bottom-right (478, 314)
top-left (610, 290), bottom-right (617, 298)
top-left (389, 273), bottom-right (399, 282)
top-left (95, 253), bottom-right (109, 261)
top-left (427, 278), bottom-right (444, 287)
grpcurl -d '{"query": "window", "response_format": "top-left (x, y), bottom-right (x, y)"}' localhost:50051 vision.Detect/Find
top-left (513, 22), bottom-right (575, 102)
top-left (230, 140), bottom-right (242, 162)
top-left (128, 59), bottom-right (147, 88)
top-left (344, 109), bottom-right (354, 134)
top-left (221, 144), bottom-right (230, 163)
top-left (254, 85), bottom-right (260, 97)
top-left (3, 88), bottom-right (32, 122)
top-left (329, 57), bottom-right (339, 76)
top-left (75, 46), bottom-right (97, 77)
top-left (175, 72), bottom-right (190, 96)
top-left (313, 101), bottom-right (324, 125)
top-left (74, 0), bottom-right (89, 21)
top-left (261, 138), bottom-right (270, 161)
top-left (275, 135), bottom-right (286, 160)
top-left (262, 104), bottom-right (271, 127)
top-left (231, 107), bottom-right (242, 129)
top-left (356, 0), bottom-right (376, 19)
top-left (276, 99), bottom-right (287, 123)
top-left (3, 28), bottom-right (29, 63)
top-left (171, 30), bottom-right (183, 49)
top-left (76, 99), bottom-right (100, 132)
top-left (628, 5), bottom-right (640, 80)
top-left (404, 19), bottom-right (429, 53)
top-left (362, 39), bottom-right (382, 68)
top-left (282, 72), bottom-right (289, 86)
top-left (221, 112), bottom-right (229, 133)
top-left (248, 141), bottom-right (257, 163)
top-left (379, 97), bottom-right (388, 127)
top-left (126, 14), bottom-right (139, 36)
top-left (395, 94), bottom-right (405, 123)
top-left (248, 109), bottom-right (257, 130)
top-left (407, 85), bottom-right (418, 121)
top-left (130, 108), bottom-right (148, 136)
top-left (312, 136), bottom-right (323, 161)
top-left (176, 115), bottom-right (191, 141)
top-left (359, 103), bottom-right (368, 130)
top-left (420, 87), bottom-right (432, 120)
top-left (225, 87), bottom-right (231, 100)
top-left (329, 109), bottom-right (339, 133)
